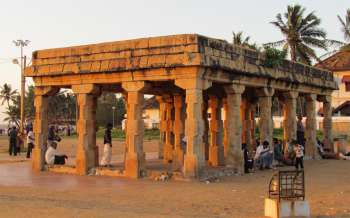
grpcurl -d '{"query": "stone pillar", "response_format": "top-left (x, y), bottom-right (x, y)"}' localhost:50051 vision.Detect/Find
top-left (321, 95), bottom-right (333, 152)
top-left (208, 95), bottom-right (224, 166)
top-left (203, 95), bottom-right (209, 161)
top-left (175, 78), bottom-right (211, 178)
top-left (282, 91), bottom-right (298, 154)
top-left (32, 86), bottom-right (58, 171)
top-left (249, 104), bottom-right (256, 151)
top-left (73, 84), bottom-right (100, 175)
top-left (163, 96), bottom-right (173, 163)
top-left (156, 96), bottom-right (166, 159)
top-left (122, 81), bottom-right (146, 178)
top-left (224, 84), bottom-right (245, 173)
top-left (241, 100), bottom-right (247, 144)
top-left (258, 88), bottom-right (274, 146)
top-left (222, 98), bottom-right (228, 159)
top-left (304, 94), bottom-right (319, 159)
top-left (173, 94), bottom-right (184, 169)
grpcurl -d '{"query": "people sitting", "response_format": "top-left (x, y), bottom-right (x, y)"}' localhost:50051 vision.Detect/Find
top-left (45, 141), bottom-right (68, 165)
top-left (242, 143), bottom-right (254, 173)
top-left (254, 140), bottom-right (273, 170)
top-left (316, 138), bottom-right (338, 159)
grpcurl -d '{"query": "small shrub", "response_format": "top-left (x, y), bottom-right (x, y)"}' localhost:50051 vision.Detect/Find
top-left (263, 47), bottom-right (287, 68)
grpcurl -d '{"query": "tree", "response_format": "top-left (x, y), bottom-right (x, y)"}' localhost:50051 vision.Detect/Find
top-left (266, 4), bottom-right (328, 65)
top-left (3, 95), bottom-right (20, 127)
top-left (338, 9), bottom-right (350, 42)
top-left (0, 83), bottom-right (18, 108)
top-left (232, 31), bottom-right (260, 50)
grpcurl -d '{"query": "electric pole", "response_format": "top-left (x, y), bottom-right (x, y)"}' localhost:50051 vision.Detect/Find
top-left (13, 39), bottom-right (30, 135)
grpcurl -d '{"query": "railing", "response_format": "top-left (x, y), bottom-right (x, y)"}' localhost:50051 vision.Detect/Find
top-left (269, 170), bottom-right (305, 201)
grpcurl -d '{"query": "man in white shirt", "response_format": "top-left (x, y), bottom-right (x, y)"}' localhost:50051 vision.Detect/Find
top-left (254, 140), bottom-right (273, 170)
top-left (45, 142), bottom-right (68, 165)
top-left (26, 127), bottom-right (35, 158)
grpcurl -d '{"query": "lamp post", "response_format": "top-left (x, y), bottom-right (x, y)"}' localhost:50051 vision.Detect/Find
top-left (112, 106), bottom-right (116, 129)
top-left (13, 39), bottom-right (30, 135)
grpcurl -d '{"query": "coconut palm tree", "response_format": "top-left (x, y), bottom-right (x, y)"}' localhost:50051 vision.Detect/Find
top-left (265, 4), bottom-right (328, 65)
top-left (338, 9), bottom-right (350, 42)
top-left (233, 31), bottom-right (251, 46)
top-left (0, 83), bottom-right (18, 108)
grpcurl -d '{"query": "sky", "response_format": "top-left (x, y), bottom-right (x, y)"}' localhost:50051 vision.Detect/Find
top-left (0, 0), bottom-right (348, 122)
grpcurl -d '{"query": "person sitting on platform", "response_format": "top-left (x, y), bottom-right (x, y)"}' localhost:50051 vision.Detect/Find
top-left (242, 143), bottom-right (254, 173)
top-left (45, 141), bottom-right (68, 165)
top-left (316, 138), bottom-right (338, 159)
top-left (254, 140), bottom-right (273, 170)
top-left (100, 123), bottom-right (113, 167)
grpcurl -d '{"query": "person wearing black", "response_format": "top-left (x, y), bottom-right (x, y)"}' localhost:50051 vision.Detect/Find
top-left (8, 126), bottom-right (18, 156)
top-left (242, 143), bottom-right (254, 173)
top-left (100, 123), bottom-right (113, 166)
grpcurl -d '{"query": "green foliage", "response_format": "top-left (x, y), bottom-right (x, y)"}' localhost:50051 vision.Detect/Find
top-left (263, 47), bottom-right (287, 68)
top-left (96, 93), bottom-right (125, 128)
top-left (266, 4), bottom-right (328, 65)
top-left (95, 128), bottom-right (159, 140)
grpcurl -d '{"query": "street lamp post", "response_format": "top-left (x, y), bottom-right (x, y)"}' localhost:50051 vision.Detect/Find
top-left (112, 106), bottom-right (116, 129)
top-left (13, 39), bottom-right (30, 135)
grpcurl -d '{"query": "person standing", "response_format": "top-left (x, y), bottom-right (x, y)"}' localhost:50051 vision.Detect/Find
top-left (293, 140), bottom-right (304, 170)
top-left (296, 115), bottom-right (305, 146)
top-left (26, 127), bottom-right (35, 158)
top-left (100, 123), bottom-right (113, 167)
top-left (8, 126), bottom-right (18, 156)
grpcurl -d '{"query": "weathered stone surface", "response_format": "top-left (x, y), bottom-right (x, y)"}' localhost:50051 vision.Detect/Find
top-left (282, 91), bottom-right (298, 153)
top-left (224, 84), bottom-right (245, 173)
top-left (321, 96), bottom-right (333, 152)
top-left (258, 88), bottom-right (274, 146)
top-left (305, 94), bottom-right (320, 159)
top-left (25, 34), bottom-right (336, 92)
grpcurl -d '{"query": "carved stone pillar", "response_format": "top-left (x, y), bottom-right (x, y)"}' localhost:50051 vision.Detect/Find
top-left (173, 94), bottom-right (184, 170)
top-left (258, 88), bottom-right (274, 146)
top-left (73, 84), bottom-right (100, 175)
top-left (32, 86), bottom-right (58, 171)
top-left (305, 94), bottom-right (319, 159)
top-left (222, 98), bottom-right (228, 159)
top-left (282, 91), bottom-right (298, 154)
top-left (249, 104), bottom-right (256, 151)
top-left (321, 95), bottom-right (333, 152)
top-left (156, 96), bottom-right (166, 159)
top-left (208, 95), bottom-right (223, 166)
top-left (224, 84), bottom-right (245, 173)
top-left (203, 95), bottom-right (209, 161)
top-left (175, 78), bottom-right (211, 178)
top-left (122, 81), bottom-right (146, 178)
top-left (163, 96), bottom-right (173, 163)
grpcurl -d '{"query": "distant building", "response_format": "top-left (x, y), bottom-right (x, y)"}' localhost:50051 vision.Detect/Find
top-left (316, 50), bottom-right (350, 115)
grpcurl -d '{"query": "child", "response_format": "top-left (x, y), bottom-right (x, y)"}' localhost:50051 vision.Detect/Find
top-left (293, 140), bottom-right (304, 170)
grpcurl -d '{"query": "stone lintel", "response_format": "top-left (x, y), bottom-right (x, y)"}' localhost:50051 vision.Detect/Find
top-left (305, 93), bottom-right (317, 101)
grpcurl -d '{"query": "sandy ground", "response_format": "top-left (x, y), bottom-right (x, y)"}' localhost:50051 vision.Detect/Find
top-left (0, 136), bottom-right (349, 218)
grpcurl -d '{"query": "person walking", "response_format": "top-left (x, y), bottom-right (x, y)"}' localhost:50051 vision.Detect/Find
top-left (100, 123), bottom-right (113, 167)
top-left (26, 127), bottom-right (35, 158)
top-left (8, 126), bottom-right (18, 156)
top-left (293, 140), bottom-right (304, 170)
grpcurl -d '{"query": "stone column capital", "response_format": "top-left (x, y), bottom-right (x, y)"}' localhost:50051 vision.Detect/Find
top-left (282, 91), bottom-right (299, 99)
top-left (256, 87), bottom-right (274, 97)
top-left (34, 86), bottom-right (59, 96)
top-left (305, 93), bottom-right (317, 101)
top-left (317, 95), bottom-right (332, 103)
top-left (72, 84), bottom-right (100, 95)
top-left (224, 84), bottom-right (245, 94)
top-left (175, 78), bottom-right (212, 90)
top-left (122, 81), bottom-right (148, 92)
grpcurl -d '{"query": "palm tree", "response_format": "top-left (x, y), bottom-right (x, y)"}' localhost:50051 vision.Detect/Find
top-left (338, 9), bottom-right (350, 42)
top-left (233, 31), bottom-right (251, 46)
top-left (0, 83), bottom-right (18, 108)
top-left (265, 4), bottom-right (328, 65)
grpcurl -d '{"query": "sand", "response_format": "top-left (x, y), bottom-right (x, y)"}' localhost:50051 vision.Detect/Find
top-left (0, 136), bottom-right (349, 218)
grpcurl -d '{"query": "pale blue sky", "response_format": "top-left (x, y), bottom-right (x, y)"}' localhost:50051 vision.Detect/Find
top-left (0, 0), bottom-right (348, 121)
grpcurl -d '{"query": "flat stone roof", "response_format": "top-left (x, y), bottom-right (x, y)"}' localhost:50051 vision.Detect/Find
top-left (25, 34), bottom-right (337, 90)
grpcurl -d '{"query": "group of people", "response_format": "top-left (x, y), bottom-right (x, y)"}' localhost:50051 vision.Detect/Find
top-left (7, 125), bottom-right (34, 159)
top-left (242, 139), bottom-right (305, 174)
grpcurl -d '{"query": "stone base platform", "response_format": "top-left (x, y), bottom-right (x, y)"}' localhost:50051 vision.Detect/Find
top-left (264, 198), bottom-right (310, 218)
